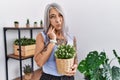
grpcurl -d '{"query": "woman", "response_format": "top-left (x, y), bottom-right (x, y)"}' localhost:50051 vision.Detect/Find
top-left (34, 3), bottom-right (78, 80)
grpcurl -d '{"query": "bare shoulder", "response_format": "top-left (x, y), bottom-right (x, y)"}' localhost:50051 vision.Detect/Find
top-left (36, 32), bottom-right (44, 42)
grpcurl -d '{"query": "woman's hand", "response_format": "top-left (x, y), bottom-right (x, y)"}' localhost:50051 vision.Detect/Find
top-left (65, 64), bottom-right (78, 76)
top-left (47, 26), bottom-right (56, 40)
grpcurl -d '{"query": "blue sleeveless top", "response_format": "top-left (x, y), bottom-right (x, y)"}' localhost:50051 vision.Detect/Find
top-left (41, 31), bottom-right (74, 76)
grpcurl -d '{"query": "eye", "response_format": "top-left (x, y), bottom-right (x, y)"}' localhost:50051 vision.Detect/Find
top-left (50, 15), bottom-right (56, 19)
top-left (59, 14), bottom-right (63, 17)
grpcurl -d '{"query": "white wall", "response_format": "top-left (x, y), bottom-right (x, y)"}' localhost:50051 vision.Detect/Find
top-left (1, 0), bottom-right (120, 80)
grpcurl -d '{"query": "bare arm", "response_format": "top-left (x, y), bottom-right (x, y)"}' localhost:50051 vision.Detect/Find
top-left (65, 36), bottom-right (78, 76)
top-left (73, 36), bottom-right (78, 65)
top-left (34, 33), bottom-right (55, 67)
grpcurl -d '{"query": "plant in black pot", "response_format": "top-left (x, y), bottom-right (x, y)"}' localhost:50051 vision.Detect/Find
top-left (55, 44), bottom-right (76, 75)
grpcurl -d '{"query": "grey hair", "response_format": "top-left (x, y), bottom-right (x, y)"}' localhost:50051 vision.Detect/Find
top-left (44, 3), bottom-right (68, 36)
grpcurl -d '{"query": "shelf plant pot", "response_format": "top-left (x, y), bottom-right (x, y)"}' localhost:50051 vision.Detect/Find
top-left (23, 64), bottom-right (32, 80)
top-left (14, 44), bottom-right (35, 57)
top-left (26, 19), bottom-right (30, 28)
top-left (14, 21), bottom-right (19, 28)
top-left (24, 73), bottom-right (32, 80)
top-left (56, 57), bottom-right (74, 75)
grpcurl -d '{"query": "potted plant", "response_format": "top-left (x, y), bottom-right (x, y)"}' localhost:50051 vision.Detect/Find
top-left (13, 37), bottom-right (36, 56)
top-left (77, 50), bottom-right (120, 80)
top-left (14, 21), bottom-right (19, 28)
top-left (55, 44), bottom-right (76, 75)
top-left (23, 64), bottom-right (32, 80)
top-left (26, 19), bottom-right (30, 28)
top-left (34, 22), bottom-right (37, 27)
top-left (40, 20), bottom-right (43, 28)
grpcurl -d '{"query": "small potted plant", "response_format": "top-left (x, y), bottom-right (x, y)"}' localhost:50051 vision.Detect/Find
top-left (55, 44), bottom-right (76, 75)
top-left (13, 37), bottom-right (36, 56)
top-left (34, 22), bottom-right (37, 27)
top-left (26, 19), bottom-right (30, 28)
top-left (23, 64), bottom-right (32, 80)
top-left (14, 21), bottom-right (19, 28)
top-left (40, 20), bottom-right (43, 28)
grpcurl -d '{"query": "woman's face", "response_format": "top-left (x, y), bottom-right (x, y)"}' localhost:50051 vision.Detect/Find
top-left (49, 8), bottom-right (63, 31)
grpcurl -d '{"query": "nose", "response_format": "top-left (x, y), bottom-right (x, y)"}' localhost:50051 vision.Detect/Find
top-left (55, 16), bottom-right (61, 24)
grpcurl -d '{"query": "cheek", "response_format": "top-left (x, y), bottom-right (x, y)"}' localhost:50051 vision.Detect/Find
top-left (50, 20), bottom-right (56, 26)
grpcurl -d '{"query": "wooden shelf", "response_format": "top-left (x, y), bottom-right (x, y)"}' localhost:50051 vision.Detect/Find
top-left (4, 27), bottom-right (43, 80)
top-left (4, 27), bottom-right (43, 30)
top-left (7, 54), bottom-right (34, 60)
top-left (14, 68), bottom-right (42, 80)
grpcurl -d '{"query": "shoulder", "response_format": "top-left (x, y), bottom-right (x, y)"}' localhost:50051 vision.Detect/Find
top-left (36, 32), bottom-right (44, 42)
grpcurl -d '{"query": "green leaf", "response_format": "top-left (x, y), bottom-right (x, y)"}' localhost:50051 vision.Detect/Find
top-left (23, 64), bottom-right (32, 74)
top-left (78, 60), bottom-right (87, 73)
top-left (55, 44), bottom-right (76, 59)
top-left (77, 50), bottom-right (107, 80)
top-left (112, 66), bottom-right (120, 80)
top-left (14, 37), bottom-right (36, 46)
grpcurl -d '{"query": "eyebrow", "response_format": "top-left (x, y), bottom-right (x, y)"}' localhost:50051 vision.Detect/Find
top-left (50, 14), bottom-right (55, 16)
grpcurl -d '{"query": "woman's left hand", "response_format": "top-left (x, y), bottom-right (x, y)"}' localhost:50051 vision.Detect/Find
top-left (65, 64), bottom-right (78, 76)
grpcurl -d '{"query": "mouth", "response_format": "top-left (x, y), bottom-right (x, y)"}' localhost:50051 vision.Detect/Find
top-left (56, 24), bottom-right (61, 27)
top-left (56, 24), bottom-right (62, 30)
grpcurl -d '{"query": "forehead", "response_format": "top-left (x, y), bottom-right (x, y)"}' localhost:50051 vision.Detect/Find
top-left (49, 7), bottom-right (60, 15)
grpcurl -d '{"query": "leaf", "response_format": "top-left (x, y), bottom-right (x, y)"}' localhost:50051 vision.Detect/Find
top-left (113, 50), bottom-right (120, 65)
top-left (112, 66), bottom-right (120, 80)
top-left (77, 50), bottom-right (107, 79)
top-left (55, 44), bottom-right (76, 59)
top-left (14, 37), bottom-right (36, 46)
top-left (78, 60), bottom-right (87, 73)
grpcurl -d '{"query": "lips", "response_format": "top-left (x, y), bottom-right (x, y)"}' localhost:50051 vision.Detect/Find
top-left (56, 24), bottom-right (61, 27)
top-left (55, 24), bottom-right (62, 30)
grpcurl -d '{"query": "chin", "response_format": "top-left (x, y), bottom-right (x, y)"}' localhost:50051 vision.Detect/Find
top-left (56, 28), bottom-right (62, 31)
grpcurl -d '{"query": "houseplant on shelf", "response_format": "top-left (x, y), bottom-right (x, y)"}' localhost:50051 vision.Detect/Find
top-left (55, 44), bottom-right (76, 75)
top-left (23, 64), bottom-right (32, 80)
top-left (13, 37), bottom-right (36, 56)
top-left (14, 21), bottom-right (19, 28)
top-left (34, 22), bottom-right (37, 27)
top-left (40, 20), bottom-right (43, 28)
top-left (26, 19), bottom-right (30, 28)
top-left (77, 50), bottom-right (120, 80)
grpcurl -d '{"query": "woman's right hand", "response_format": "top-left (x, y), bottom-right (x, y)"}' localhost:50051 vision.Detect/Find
top-left (47, 26), bottom-right (56, 40)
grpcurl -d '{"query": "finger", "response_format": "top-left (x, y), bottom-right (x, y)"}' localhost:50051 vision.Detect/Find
top-left (51, 28), bottom-right (55, 33)
top-left (47, 27), bottom-right (52, 34)
top-left (71, 64), bottom-right (77, 69)
top-left (65, 70), bottom-right (76, 76)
